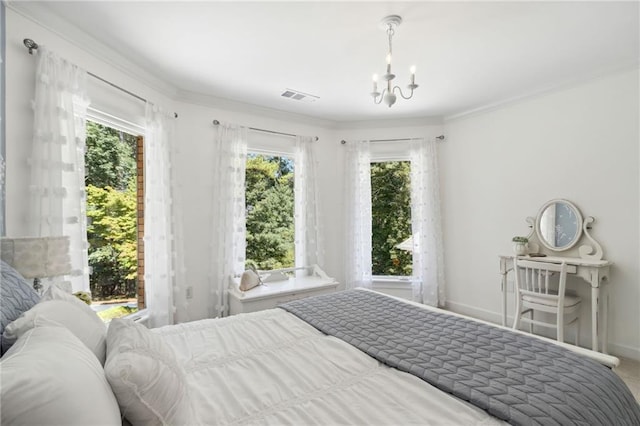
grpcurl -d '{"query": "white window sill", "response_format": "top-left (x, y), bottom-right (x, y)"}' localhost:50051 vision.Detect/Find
top-left (372, 276), bottom-right (415, 290)
top-left (122, 308), bottom-right (150, 326)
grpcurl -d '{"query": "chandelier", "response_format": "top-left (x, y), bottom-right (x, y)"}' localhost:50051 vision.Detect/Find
top-left (370, 15), bottom-right (418, 108)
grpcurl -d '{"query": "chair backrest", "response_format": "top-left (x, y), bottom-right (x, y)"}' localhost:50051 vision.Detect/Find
top-left (514, 258), bottom-right (568, 302)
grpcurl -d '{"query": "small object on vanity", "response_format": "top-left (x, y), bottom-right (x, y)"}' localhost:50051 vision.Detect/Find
top-left (511, 236), bottom-right (529, 256)
top-left (528, 253), bottom-right (547, 257)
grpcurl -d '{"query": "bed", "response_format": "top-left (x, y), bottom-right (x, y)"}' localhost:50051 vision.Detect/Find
top-left (1, 268), bottom-right (639, 425)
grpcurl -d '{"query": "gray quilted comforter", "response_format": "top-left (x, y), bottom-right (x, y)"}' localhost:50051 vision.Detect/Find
top-left (280, 289), bottom-right (640, 426)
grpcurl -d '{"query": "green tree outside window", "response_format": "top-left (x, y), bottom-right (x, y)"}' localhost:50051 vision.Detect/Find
top-left (85, 121), bottom-right (138, 301)
top-left (371, 161), bottom-right (413, 276)
top-left (245, 154), bottom-right (294, 270)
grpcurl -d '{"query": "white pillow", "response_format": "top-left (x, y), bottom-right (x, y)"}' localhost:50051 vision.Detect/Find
top-left (105, 318), bottom-right (192, 425)
top-left (0, 326), bottom-right (121, 425)
top-left (3, 294), bottom-right (107, 364)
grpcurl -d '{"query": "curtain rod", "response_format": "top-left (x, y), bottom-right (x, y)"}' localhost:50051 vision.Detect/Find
top-left (340, 135), bottom-right (445, 145)
top-left (23, 38), bottom-right (178, 119)
top-left (212, 120), bottom-right (319, 141)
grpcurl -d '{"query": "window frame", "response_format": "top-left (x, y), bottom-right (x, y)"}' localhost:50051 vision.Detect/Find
top-left (135, 135), bottom-right (145, 309)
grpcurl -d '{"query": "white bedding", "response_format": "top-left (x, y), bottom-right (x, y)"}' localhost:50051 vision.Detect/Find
top-left (155, 308), bottom-right (506, 425)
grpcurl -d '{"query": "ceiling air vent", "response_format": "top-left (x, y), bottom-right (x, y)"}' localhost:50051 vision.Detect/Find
top-left (281, 88), bottom-right (319, 103)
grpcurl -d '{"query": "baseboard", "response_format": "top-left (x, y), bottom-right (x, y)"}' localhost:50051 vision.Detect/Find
top-left (607, 342), bottom-right (640, 362)
top-left (444, 300), bottom-right (503, 326)
top-left (444, 300), bottom-right (640, 362)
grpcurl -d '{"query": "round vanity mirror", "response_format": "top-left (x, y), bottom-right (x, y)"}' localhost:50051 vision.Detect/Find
top-left (535, 199), bottom-right (583, 251)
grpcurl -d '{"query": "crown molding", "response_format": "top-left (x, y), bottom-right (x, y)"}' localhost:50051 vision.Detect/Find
top-left (177, 89), bottom-right (445, 130)
top-left (444, 63), bottom-right (640, 123)
top-left (333, 116), bottom-right (443, 130)
top-left (6, 1), bottom-right (178, 100)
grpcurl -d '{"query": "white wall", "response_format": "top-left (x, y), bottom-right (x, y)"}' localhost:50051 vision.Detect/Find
top-left (440, 69), bottom-right (640, 359)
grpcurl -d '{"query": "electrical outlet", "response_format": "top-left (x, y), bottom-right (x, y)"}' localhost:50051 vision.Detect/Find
top-left (186, 286), bottom-right (193, 299)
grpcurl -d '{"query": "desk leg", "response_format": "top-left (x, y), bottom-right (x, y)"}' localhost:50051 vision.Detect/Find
top-left (602, 285), bottom-right (609, 354)
top-left (591, 286), bottom-right (599, 352)
top-left (501, 273), bottom-right (507, 327)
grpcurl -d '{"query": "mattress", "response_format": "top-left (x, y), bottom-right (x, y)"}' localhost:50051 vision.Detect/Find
top-left (155, 307), bottom-right (506, 425)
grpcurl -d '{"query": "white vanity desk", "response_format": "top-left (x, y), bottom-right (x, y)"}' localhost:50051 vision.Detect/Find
top-left (500, 199), bottom-right (612, 353)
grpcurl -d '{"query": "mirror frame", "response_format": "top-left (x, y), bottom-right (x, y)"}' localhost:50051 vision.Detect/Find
top-left (535, 198), bottom-right (583, 252)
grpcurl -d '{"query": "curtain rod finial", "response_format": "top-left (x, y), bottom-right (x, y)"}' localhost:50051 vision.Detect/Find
top-left (436, 135), bottom-right (445, 141)
top-left (213, 119), bottom-right (220, 125)
top-left (23, 38), bottom-right (39, 55)
top-left (341, 140), bottom-right (347, 145)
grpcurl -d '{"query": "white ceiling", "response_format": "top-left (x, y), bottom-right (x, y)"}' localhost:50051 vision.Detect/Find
top-left (28, 1), bottom-right (640, 122)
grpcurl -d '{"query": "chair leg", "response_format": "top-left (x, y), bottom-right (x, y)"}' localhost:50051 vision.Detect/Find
top-left (558, 314), bottom-right (564, 343)
top-left (529, 310), bottom-right (534, 334)
top-left (575, 317), bottom-right (580, 346)
top-left (512, 297), bottom-right (522, 331)
top-left (513, 312), bottom-right (521, 331)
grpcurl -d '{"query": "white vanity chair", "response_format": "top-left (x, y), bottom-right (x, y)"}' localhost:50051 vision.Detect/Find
top-left (499, 199), bottom-right (612, 353)
top-left (512, 258), bottom-right (580, 345)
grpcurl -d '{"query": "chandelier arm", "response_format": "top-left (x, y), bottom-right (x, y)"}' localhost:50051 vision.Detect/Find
top-left (393, 86), bottom-right (416, 100)
top-left (373, 88), bottom-right (387, 105)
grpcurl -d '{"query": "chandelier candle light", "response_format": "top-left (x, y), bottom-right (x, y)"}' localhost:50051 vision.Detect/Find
top-left (371, 15), bottom-right (418, 108)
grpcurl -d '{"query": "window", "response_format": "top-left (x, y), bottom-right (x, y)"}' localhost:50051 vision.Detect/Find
top-left (85, 121), bottom-right (144, 321)
top-left (370, 160), bottom-right (413, 277)
top-left (245, 152), bottom-right (295, 270)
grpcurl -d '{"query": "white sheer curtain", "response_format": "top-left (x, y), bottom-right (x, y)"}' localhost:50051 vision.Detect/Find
top-left (294, 136), bottom-right (322, 270)
top-left (29, 47), bottom-right (90, 292)
top-left (344, 140), bottom-right (372, 289)
top-left (410, 138), bottom-right (445, 307)
top-left (0, 153), bottom-right (5, 235)
top-left (210, 122), bottom-right (247, 317)
top-left (144, 103), bottom-right (177, 327)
